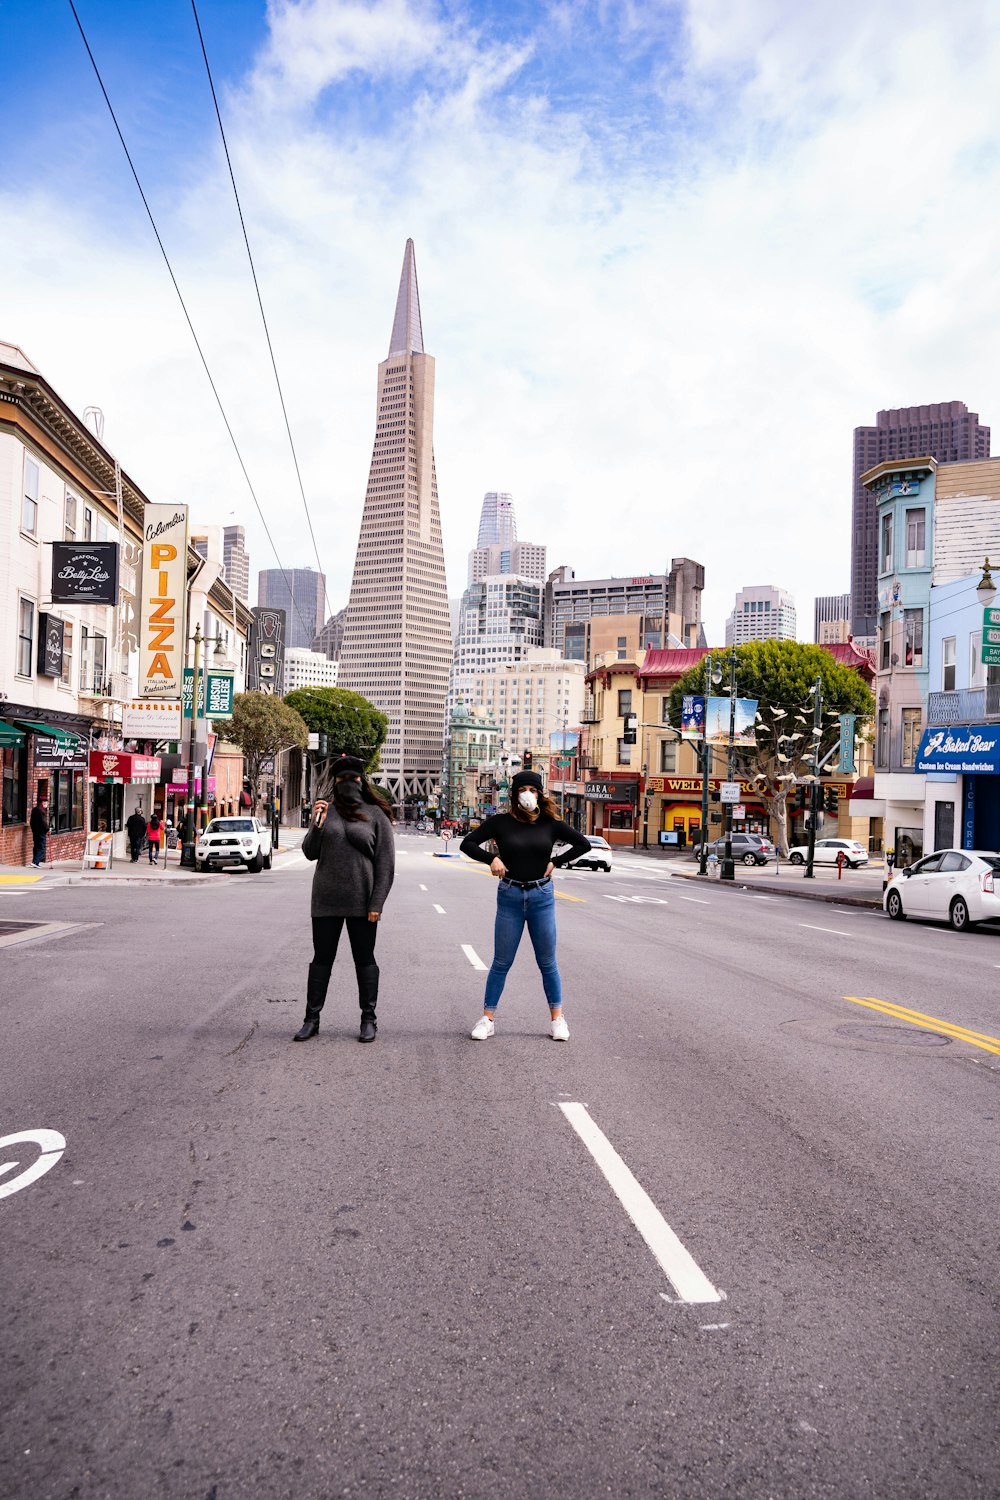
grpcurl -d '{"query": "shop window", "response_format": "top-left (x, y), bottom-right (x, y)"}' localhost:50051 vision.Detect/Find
top-left (2, 745), bottom-right (28, 825)
top-left (51, 770), bottom-right (85, 833)
top-left (903, 610), bottom-right (923, 667)
top-left (17, 598), bottom-right (35, 677)
top-left (608, 806), bottom-right (633, 830)
top-left (900, 708), bottom-right (921, 767)
top-left (942, 637), bottom-right (956, 692)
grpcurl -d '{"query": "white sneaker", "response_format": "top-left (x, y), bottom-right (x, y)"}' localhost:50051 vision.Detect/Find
top-left (471, 1016), bottom-right (495, 1040)
top-left (550, 1015), bottom-right (570, 1042)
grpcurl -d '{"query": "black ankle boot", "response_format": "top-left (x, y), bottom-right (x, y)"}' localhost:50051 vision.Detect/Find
top-left (293, 962), bottom-right (332, 1042)
top-left (357, 964), bottom-right (379, 1043)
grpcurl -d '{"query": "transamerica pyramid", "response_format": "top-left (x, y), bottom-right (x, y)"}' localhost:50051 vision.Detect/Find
top-left (338, 240), bottom-right (453, 807)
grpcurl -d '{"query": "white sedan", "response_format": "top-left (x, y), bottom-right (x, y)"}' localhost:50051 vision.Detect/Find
top-left (787, 837), bottom-right (869, 869)
top-left (884, 848), bottom-right (1000, 930)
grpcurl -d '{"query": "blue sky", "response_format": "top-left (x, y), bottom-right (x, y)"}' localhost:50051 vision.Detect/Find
top-left (4, 0), bottom-right (1000, 640)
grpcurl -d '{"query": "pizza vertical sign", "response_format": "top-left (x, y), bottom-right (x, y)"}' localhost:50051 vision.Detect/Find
top-left (138, 504), bottom-right (188, 699)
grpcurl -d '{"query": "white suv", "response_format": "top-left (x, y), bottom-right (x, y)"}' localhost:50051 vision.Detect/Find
top-left (196, 817), bottom-right (273, 873)
top-left (787, 837), bottom-right (868, 869)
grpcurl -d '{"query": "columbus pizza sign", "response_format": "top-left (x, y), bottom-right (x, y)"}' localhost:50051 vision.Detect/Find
top-left (138, 504), bottom-right (188, 700)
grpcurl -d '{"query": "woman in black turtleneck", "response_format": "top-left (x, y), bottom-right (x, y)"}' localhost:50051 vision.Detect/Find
top-left (460, 770), bottom-right (590, 1042)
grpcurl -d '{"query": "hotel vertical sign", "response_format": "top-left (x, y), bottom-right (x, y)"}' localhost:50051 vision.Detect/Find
top-left (138, 504), bottom-right (188, 699)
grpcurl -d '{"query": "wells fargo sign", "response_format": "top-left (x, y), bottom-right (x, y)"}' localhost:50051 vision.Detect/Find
top-left (138, 505), bottom-right (187, 699)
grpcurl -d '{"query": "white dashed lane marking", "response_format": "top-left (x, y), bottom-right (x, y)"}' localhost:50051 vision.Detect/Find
top-left (558, 1103), bottom-right (722, 1305)
top-left (433, 904), bottom-right (446, 914)
top-left (462, 944), bottom-right (487, 971)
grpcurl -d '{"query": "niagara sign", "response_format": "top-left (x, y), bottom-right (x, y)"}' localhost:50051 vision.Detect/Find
top-left (138, 504), bottom-right (188, 700)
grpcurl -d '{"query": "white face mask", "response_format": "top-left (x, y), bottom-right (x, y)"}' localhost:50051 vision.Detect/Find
top-left (517, 789), bottom-right (538, 812)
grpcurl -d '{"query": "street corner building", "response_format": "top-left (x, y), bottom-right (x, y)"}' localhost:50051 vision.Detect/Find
top-left (337, 240), bottom-right (452, 805)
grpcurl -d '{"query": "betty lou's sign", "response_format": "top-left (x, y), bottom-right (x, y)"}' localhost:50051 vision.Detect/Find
top-left (138, 504), bottom-right (188, 700)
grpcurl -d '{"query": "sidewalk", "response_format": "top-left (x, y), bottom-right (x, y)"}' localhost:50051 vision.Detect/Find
top-left (622, 846), bottom-right (887, 908)
top-left (0, 828), bottom-right (307, 888)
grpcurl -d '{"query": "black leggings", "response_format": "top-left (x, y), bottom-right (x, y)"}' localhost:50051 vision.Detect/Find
top-left (312, 916), bottom-right (377, 970)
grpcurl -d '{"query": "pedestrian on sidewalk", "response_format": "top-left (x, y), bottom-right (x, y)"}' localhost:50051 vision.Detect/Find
top-left (30, 797), bottom-right (49, 867)
top-left (460, 771), bottom-right (590, 1042)
top-left (146, 811), bottom-right (162, 865)
top-left (126, 806), bottom-right (146, 864)
top-left (294, 755), bottom-right (395, 1044)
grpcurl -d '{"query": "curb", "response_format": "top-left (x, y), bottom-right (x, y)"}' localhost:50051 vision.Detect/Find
top-left (666, 867), bottom-right (882, 909)
top-left (60, 874), bottom-right (218, 888)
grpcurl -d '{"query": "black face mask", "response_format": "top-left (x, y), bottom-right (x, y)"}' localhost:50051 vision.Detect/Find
top-left (337, 780), bottom-right (364, 803)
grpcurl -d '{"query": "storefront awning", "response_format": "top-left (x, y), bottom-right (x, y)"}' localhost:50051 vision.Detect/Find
top-left (14, 719), bottom-right (82, 749)
top-left (916, 724), bottom-right (1000, 775)
top-left (0, 718), bottom-right (26, 748)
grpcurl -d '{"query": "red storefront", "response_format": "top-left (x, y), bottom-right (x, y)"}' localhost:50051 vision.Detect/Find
top-left (88, 752), bottom-right (162, 840)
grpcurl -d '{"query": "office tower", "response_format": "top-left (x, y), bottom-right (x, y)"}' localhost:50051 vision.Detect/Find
top-left (462, 649), bottom-right (585, 763)
top-left (338, 240), bottom-right (452, 802)
top-left (543, 567), bottom-right (705, 664)
top-left (725, 585), bottom-right (797, 646)
top-left (449, 574), bottom-right (544, 717)
top-left (257, 567), bottom-right (325, 649)
top-left (223, 525), bottom-right (250, 603)
top-left (814, 592), bottom-right (851, 645)
top-left (851, 402), bottom-right (989, 637)
top-left (476, 491), bottom-right (516, 549)
top-left (283, 648), bottom-right (340, 692)
top-left (468, 539), bottom-right (547, 584)
top-left (312, 606), bottom-right (346, 661)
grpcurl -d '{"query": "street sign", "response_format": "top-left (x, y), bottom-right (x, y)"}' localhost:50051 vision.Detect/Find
top-left (983, 644), bottom-right (1000, 666)
top-left (307, 732), bottom-right (320, 750)
top-left (984, 606), bottom-right (1000, 628)
top-left (720, 781), bottom-right (741, 804)
top-left (982, 627), bottom-right (1000, 646)
top-left (732, 804), bottom-right (746, 819)
top-left (205, 672), bottom-right (234, 718)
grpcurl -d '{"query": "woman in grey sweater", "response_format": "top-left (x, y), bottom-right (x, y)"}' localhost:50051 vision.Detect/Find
top-left (294, 755), bottom-right (395, 1044)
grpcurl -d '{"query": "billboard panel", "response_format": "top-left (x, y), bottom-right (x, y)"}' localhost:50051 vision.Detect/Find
top-left (138, 505), bottom-right (188, 699)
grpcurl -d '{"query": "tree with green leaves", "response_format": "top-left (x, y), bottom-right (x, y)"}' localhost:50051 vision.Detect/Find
top-left (213, 692), bottom-right (309, 815)
top-left (669, 640), bottom-right (874, 855)
top-left (283, 687), bottom-right (388, 799)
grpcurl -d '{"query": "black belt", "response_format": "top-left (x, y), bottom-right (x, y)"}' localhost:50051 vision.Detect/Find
top-left (500, 875), bottom-right (552, 890)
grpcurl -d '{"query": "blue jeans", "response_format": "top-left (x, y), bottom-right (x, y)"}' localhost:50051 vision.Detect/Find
top-left (483, 880), bottom-right (562, 1013)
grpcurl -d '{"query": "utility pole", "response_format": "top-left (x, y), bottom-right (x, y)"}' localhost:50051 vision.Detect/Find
top-left (182, 624), bottom-right (203, 868)
top-left (698, 653), bottom-right (713, 876)
top-left (804, 674), bottom-right (823, 879)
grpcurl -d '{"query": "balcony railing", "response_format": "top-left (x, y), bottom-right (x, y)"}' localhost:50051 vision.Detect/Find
top-left (927, 688), bottom-right (1000, 724)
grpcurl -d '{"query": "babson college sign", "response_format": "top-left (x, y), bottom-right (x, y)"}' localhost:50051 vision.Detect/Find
top-left (138, 504), bottom-right (188, 699)
top-left (250, 608), bottom-right (286, 695)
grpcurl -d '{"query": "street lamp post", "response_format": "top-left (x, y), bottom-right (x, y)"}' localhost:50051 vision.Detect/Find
top-left (804, 674), bottom-right (823, 879)
top-left (180, 623), bottom-right (225, 867)
top-left (720, 646), bottom-right (737, 882)
top-left (698, 653), bottom-right (719, 877)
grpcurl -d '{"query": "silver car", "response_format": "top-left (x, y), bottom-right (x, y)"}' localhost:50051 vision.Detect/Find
top-left (884, 849), bottom-right (1000, 930)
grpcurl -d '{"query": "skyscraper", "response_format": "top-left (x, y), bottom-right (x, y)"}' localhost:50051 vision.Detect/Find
top-left (257, 567), bottom-right (325, 649)
top-left (223, 525), bottom-right (250, 604)
top-left (476, 491), bottom-right (516, 549)
top-left (725, 585), bottom-right (796, 646)
top-left (851, 402), bottom-right (989, 637)
top-left (338, 241), bottom-right (452, 802)
top-left (814, 592), bottom-right (850, 644)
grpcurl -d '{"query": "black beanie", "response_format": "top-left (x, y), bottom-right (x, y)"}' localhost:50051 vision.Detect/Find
top-left (331, 754), bottom-right (364, 778)
top-left (511, 769), bottom-right (543, 795)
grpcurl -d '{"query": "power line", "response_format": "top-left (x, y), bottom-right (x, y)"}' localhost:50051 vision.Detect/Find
top-left (66, 0), bottom-right (315, 648)
top-left (190, 0), bottom-right (334, 629)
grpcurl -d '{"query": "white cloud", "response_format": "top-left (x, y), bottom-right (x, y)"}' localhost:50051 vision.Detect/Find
top-left (5, 0), bottom-right (1000, 643)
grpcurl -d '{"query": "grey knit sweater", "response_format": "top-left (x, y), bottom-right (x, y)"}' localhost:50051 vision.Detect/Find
top-left (302, 805), bottom-right (395, 917)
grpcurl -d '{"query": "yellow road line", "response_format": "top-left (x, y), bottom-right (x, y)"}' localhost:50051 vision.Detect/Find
top-left (843, 996), bottom-right (1000, 1056)
top-left (556, 890), bottom-right (586, 903)
top-left (0, 874), bottom-right (43, 885)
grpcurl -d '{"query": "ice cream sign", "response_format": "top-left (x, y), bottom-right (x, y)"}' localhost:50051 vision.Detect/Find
top-left (138, 504), bottom-right (188, 699)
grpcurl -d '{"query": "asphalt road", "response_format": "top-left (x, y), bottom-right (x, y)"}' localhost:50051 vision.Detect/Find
top-left (3, 831), bottom-right (1000, 1499)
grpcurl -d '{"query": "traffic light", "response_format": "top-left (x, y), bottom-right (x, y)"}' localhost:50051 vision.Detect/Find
top-left (824, 786), bottom-right (839, 816)
top-left (318, 730), bottom-right (328, 757)
top-left (522, 750), bottom-right (533, 769)
top-left (623, 713), bottom-right (638, 745)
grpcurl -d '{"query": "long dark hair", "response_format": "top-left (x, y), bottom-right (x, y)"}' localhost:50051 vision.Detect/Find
top-left (332, 773), bottom-right (395, 824)
top-left (510, 790), bottom-right (559, 824)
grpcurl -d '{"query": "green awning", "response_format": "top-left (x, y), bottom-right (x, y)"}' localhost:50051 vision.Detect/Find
top-left (13, 719), bottom-right (81, 749)
top-left (0, 719), bottom-right (26, 748)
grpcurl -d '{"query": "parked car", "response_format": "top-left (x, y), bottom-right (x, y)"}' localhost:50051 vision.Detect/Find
top-left (884, 848), bottom-right (1000, 930)
top-left (692, 833), bottom-right (775, 866)
top-left (787, 837), bottom-right (869, 869)
top-left (564, 835), bottom-right (613, 873)
top-left (196, 816), bottom-right (273, 873)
